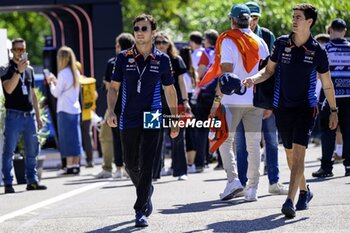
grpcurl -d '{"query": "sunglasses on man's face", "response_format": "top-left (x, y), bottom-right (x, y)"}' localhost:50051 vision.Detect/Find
top-left (12, 47), bottom-right (26, 53)
top-left (133, 26), bottom-right (149, 32)
top-left (155, 40), bottom-right (169, 46)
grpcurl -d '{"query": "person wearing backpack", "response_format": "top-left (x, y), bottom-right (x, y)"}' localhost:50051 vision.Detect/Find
top-left (234, 1), bottom-right (288, 198)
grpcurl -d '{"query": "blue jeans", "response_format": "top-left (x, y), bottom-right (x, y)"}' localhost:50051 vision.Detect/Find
top-left (235, 114), bottom-right (279, 186)
top-left (2, 109), bottom-right (39, 185)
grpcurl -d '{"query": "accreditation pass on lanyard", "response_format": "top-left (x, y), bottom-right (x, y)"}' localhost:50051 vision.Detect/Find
top-left (136, 63), bottom-right (148, 94)
top-left (20, 72), bottom-right (28, 95)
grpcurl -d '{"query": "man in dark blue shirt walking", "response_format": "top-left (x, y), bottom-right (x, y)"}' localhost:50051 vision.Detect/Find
top-left (243, 4), bottom-right (338, 218)
top-left (107, 14), bottom-right (178, 227)
top-left (312, 18), bottom-right (350, 178)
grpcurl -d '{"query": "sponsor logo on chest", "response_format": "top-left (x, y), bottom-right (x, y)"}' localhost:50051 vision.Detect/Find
top-left (303, 50), bottom-right (315, 64)
top-left (150, 60), bottom-right (160, 73)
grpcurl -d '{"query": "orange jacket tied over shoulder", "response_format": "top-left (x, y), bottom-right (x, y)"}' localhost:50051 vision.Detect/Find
top-left (198, 29), bottom-right (260, 87)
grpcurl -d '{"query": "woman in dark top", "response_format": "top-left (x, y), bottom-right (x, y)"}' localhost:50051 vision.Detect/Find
top-left (179, 46), bottom-right (198, 173)
top-left (153, 32), bottom-right (190, 180)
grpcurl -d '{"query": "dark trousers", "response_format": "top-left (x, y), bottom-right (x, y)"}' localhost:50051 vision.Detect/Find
top-left (111, 127), bottom-right (123, 167)
top-left (194, 127), bottom-right (209, 168)
top-left (81, 120), bottom-right (93, 163)
top-left (320, 98), bottom-right (350, 171)
top-left (171, 128), bottom-right (187, 176)
top-left (120, 128), bottom-right (161, 212)
top-left (153, 129), bottom-right (165, 180)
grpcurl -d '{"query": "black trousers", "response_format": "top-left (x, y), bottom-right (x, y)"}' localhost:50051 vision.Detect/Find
top-left (320, 98), bottom-right (350, 171)
top-left (111, 127), bottom-right (123, 167)
top-left (171, 128), bottom-right (187, 177)
top-left (120, 128), bottom-right (161, 212)
top-left (81, 120), bottom-right (93, 163)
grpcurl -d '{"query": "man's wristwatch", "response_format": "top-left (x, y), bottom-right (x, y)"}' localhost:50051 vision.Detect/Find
top-left (330, 107), bottom-right (338, 113)
top-left (15, 69), bottom-right (22, 75)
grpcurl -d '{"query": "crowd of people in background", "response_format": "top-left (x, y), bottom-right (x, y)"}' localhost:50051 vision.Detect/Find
top-left (1, 0), bottom-right (349, 228)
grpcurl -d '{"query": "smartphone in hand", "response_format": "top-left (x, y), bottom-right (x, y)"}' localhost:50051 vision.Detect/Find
top-left (43, 69), bottom-right (50, 76)
top-left (21, 52), bottom-right (28, 61)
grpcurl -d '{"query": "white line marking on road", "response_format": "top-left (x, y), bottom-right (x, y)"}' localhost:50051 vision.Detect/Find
top-left (0, 181), bottom-right (109, 223)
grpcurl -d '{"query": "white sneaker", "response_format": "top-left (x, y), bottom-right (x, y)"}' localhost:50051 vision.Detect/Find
top-left (244, 187), bottom-right (258, 202)
top-left (269, 183), bottom-right (288, 195)
top-left (94, 170), bottom-right (112, 179)
top-left (178, 174), bottom-right (188, 181)
top-left (114, 170), bottom-right (123, 179)
top-left (187, 164), bottom-right (196, 174)
top-left (57, 168), bottom-right (67, 176)
top-left (234, 187), bottom-right (246, 198)
top-left (219, 179), bottom-right (244, 200)
top-left (160, 167), bottom-right (173, 176)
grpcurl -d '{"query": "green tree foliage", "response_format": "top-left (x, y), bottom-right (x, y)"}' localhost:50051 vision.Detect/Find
top-left (0, 12), bottom-right (50, 65)
top-left (121, 0), bottom-right (350, 41)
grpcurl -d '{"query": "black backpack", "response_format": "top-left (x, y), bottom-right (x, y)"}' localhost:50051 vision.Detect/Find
top-left (261, 27), bottom-right (271, 52)
top-left (253, 55), bottom-right (275, 109)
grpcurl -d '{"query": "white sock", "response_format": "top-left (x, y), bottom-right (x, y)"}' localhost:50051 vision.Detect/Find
top-left (335, 144), bottom-right (343, 156)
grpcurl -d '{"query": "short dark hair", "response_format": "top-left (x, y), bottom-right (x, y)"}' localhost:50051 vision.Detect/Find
top-left (204, 29), bottom-right (219, 47)
top-left (116, 33), bottom-right (135, 50)
top-left (189, 31), bottom-right (203, 45)
top-left (12, 38), bottom-right (25, 47)
top-left (292, 3), bottom-right (318, 29)
top-left (132, 14), bottom-right (157, 31)
top-left (232, 17), bottom-right (250, 29)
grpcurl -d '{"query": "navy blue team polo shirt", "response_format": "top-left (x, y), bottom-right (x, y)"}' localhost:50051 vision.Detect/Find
top-left (111, 46), bottom-right (174, 130)
top-left (270, 34), bottom-right (329, 108)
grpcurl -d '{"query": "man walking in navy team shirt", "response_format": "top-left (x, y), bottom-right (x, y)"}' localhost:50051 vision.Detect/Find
top-left (107, 14), bottom-right (178, 227)
top-left (244, 4), bottom-right (338, 218)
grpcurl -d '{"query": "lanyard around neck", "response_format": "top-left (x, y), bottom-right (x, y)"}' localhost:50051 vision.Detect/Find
top-left (19, 70), bottom-right (26, 85)
top-left (134, 54), bottom-right (149, 82)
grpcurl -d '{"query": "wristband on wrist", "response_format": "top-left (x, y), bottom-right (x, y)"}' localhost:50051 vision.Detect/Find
top-left (15, 69), bottom-right (22, 75)
top-left (183, 98), bottom-right (188, 102)
top-left (214, 95), bottom-right (222, 103)
top-left (330, 107), bottom-right (338, 113)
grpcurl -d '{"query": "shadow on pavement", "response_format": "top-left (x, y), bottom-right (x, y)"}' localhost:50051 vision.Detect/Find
top-left (0, 190), bottom-right (26, 196)
top-left (304, 164), bottom-right (323, 169)
top-left (160, 195), bottom-right (272, 215)
top-left (101, 184), bottom-right (134, 189)
top-left (183, 214), bottom-right (308, 233)
top-left (160, 198), bottom-right (251, 214)
top-left (86, 219), bottom-right (143, 233)
top-left (306, 175), bottom-right (348, 183)
top-left (202, 178), bottom-right (227, 182)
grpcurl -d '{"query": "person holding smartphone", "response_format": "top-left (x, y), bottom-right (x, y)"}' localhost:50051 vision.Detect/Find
top-left (1, 38), bottom-right (47, 194)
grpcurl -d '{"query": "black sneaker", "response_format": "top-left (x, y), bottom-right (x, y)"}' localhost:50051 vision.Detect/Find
top-left (345, 167), bottom-right (350, 176)
top-left (214, 164), bottom-right (224, 171)
top-left (281, 198), bottom-right (295, 218)
top-left (67, 167), bottom-right (80, 175)
top-left (26, 183), bottom-right (47, 191)
top-left (144, 185), bottom-right (154, 217)
top-left (312, 168), bottom-right (333, 178)
top-left (4, 185), bottom-right (15, 194)
top-left (296, 185), bottom-right (313, 210)
top-left (135, 211), bottom-right (148, 227)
